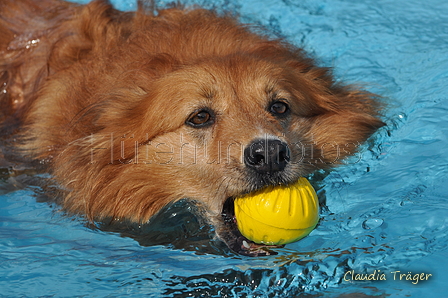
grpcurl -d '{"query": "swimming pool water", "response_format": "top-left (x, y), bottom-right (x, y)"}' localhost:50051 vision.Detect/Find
top-left (1, 0), bottom-right (448, 297)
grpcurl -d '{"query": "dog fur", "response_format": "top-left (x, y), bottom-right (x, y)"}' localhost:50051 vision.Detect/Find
top-left (0, 0), bottom-right (384, 253)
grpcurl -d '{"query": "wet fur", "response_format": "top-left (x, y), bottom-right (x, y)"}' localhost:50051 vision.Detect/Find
top-left (0, 0), bottom-right (384, 248)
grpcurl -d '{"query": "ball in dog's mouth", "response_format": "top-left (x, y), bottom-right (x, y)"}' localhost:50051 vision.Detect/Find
top-left (221, 178), bottom-right (319, 256)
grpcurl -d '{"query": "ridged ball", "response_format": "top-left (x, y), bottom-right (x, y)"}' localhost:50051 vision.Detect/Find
top-left (234, 177), bottom-right (319, 245)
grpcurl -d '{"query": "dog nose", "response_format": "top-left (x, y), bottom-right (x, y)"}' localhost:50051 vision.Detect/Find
top-left (244, 139), bottom-right (290, 173)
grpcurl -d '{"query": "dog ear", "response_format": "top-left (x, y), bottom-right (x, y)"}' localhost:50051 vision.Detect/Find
top-left (303, 84), bottom-right (385, 166)
top-left (48, 1), bottom-right (122, 72)
top-left (0, 0), bottom-right (123, 130)
top-left (308, 103), bottom-right (385, 166)
top-left (284, 55), bottom-right (385, 166)
top-left (0, 0), bottom-right (77, 127)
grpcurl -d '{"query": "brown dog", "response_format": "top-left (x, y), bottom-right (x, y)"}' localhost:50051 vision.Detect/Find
top-left (0, 0), bottom-right (384, 255)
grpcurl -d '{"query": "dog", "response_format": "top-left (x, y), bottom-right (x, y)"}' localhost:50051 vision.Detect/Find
top-left (0, 0), bottom-right (384, 256)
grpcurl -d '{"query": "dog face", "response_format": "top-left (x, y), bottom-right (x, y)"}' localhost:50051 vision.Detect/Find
top-left (134, 55), bottom-right (315, 215)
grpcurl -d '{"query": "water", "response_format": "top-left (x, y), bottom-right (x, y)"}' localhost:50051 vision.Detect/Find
top-left (1, 0), bottom-right (448, 296)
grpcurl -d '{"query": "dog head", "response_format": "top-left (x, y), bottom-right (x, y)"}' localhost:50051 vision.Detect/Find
top-left (88, 53), bottom-right (384, 218)
top-left (15, 2), bottom-right (384, 229)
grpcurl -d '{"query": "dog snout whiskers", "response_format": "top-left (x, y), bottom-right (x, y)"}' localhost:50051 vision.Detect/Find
top-left (244, 139), bottom-right (290, 173)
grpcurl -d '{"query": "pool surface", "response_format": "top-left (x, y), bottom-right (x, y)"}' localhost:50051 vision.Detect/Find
top-left (1, 0), bottom-right (448, 297)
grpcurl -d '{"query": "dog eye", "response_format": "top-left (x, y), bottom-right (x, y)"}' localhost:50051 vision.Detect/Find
top-left (269, 101), bottom-right (289, 117)
top-left (186, 109), bottom-right (214, 128)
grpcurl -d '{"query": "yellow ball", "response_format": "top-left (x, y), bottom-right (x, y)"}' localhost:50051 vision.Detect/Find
top-left (234, 177), bottom-right (319, 246)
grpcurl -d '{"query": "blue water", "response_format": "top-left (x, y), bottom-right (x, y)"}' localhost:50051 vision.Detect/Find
top-left (1, 0), bottom-right (448, 297)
